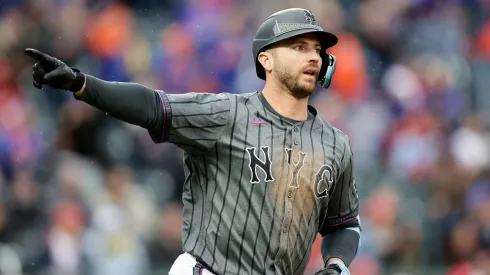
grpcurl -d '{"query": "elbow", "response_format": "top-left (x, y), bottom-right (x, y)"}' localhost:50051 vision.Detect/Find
top-left (147, 90), bottom-right (170, 143)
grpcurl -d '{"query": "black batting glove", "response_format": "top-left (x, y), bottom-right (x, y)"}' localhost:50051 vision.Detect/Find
top-left (315, 261), bottom-right (350, 275)
top-left (24, 48), bottom-right (85, 92)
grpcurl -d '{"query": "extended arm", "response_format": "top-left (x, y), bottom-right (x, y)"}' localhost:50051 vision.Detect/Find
top-left (24, 48), bottom-right (232, 151)
top-left (75, 75), bottom-right (167, 143)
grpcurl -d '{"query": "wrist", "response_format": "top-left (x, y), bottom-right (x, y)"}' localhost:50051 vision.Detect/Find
top-left (326, 258), bottom-right (345, 267)
top-left (72, 72), bottom-right (86, 95)
top-left (326, 259), bottom-right (350, 275)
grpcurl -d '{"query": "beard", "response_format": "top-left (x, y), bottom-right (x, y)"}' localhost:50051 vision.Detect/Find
top-left (274, 62), bottom-right (318, 99)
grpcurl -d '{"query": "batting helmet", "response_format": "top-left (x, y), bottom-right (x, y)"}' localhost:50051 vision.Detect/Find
top-left (253, 8), bottom-right (338, 89)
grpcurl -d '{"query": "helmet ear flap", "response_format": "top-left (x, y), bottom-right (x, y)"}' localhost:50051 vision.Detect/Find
top-left (319, 53), bottom-right (336, 89)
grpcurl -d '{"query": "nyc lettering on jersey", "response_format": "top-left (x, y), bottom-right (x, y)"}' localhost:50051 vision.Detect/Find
top-left (246, 146), bottom-right (334, 199)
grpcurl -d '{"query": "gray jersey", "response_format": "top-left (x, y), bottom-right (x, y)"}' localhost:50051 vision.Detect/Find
top-left (156, 90), bottom-right (359, 275)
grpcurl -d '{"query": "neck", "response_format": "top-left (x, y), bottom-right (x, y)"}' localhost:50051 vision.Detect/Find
top-left (261, 80), bottom-right (309, 121)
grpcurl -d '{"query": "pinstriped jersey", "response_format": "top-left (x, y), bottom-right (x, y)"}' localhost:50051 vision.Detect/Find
top-left (156, 91), bottom-right (359, 275)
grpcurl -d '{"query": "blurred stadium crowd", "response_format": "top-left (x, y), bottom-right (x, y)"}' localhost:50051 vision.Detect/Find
top-left (1, 0), bottom-right (490, 274)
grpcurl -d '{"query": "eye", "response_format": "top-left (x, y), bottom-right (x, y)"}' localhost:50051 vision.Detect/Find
top-left (316, 48), bottom-right (322, 54)
top-left (294, 45), bottom-right (304, 51)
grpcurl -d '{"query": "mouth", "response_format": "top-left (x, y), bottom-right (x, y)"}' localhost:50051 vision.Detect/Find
top-left (303, 69), bottom-right (318, 77)
top-left (302, 71), bottom-right (317, 81)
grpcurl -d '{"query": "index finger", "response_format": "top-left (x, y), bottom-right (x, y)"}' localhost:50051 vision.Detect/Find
top-left (24, 48), bottom-right (53, 63)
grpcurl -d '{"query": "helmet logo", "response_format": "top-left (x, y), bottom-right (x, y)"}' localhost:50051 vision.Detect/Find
top-left (303, 10), bottom-right (316, 24)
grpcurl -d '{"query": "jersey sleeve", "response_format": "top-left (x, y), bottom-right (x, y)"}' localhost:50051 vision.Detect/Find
top-left (319, 137), bottom-right (360, 236)
top-left (150, 90), bottom-right (233, 153)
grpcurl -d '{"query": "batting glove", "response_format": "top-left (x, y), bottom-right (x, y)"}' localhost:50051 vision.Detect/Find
top-left (25, 48), bottom-right (85, 92)
top-left (315, 260), bottom-right (350, 275)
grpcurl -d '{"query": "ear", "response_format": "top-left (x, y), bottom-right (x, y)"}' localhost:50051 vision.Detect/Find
top-left (258, 51), bottom-right (274, 74)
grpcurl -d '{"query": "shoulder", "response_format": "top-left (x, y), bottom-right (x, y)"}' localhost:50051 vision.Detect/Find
top-left (317, 116), bottom-right (350, 148)
top-left (218, 92), bottom-right (261, 109)
top-left (316, 116), bottom-right (353, 164)
top-left (227, 91), bottom-right (259, 101)
top-left (165, 91), bottom-right (231, 103)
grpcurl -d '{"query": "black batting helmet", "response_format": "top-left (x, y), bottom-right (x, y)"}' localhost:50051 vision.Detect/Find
top-left (253, 8), bottom-right (338, 89)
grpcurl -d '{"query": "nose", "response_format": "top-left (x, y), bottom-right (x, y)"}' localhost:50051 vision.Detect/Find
top-left (308, 50), bottom-right (321, 65)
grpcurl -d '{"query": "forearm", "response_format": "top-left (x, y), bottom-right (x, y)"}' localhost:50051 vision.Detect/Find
top-left (74, 74), bottom-right (165, 140)
top-left (321, 227), bottom-right (360, 267)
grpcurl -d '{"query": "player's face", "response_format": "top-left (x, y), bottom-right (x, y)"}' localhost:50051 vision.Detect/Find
top-left (271, 35), bottom-right (323, 99)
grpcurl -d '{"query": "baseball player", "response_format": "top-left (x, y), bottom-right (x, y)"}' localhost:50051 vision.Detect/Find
top-left (25, 8), bottom-right (361, 275)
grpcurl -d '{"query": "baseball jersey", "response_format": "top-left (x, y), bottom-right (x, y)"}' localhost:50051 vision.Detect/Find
top-left (154, 90), bottom-right (359, 275)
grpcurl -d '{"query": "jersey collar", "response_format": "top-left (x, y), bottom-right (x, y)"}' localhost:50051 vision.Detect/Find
top-left (256, 91), bottom-right (317, 125)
